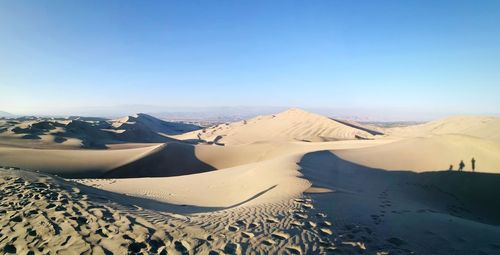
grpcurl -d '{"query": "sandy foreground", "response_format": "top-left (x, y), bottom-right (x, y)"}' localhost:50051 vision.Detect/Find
top-left (1, 109), bottom-right (500, 254)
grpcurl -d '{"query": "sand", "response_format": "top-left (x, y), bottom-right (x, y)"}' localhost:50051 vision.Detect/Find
top-left (0, 114), bottom-right (197, 149)
top-left (336, 134), bottom-right (500, 173)
top-left (387, 115), bottom-right (500, 139)
top-left (1, 108), bottom-right (500, 254)
top-left (173, 108), bottom-right (384, 145)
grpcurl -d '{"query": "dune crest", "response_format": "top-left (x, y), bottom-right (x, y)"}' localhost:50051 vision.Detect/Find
top-left (0, 114), bottom-right (200, 149)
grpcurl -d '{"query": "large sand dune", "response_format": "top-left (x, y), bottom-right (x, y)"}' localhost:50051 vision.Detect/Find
top-left (112, 113), bottom-right (201, 135)
top-left (0, 114), bottom-right (199, 149)
top-left (174, 108), bottom-right (384, 145)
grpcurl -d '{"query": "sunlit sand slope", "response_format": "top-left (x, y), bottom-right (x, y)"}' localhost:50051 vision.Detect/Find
top-left (174, 108), bottom-right (383, 145)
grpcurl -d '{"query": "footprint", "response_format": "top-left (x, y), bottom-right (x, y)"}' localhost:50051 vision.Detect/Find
top-left (285, 246), bottom-right (302, 255)
top-left (302, 204), bottom-right (314, 210)
top-left (223, 242), bottom-right (241, 255)
top-left (242, 232), bottom-right (254, 238)
top-left (294, 213), bottom-right (308, 220)
top-left (319, 228), bottom-right (332, 236)
top-left (320, 221), bottom-right (332, 227)
top-left (236, 219), bottom-right (247, 226)
top-left (27, 229), bottom-right (37, 237)
top-left (342, 241), bottom-right (366, 250)
top-left (128, 242), bottom-right (146, 253)
top-left (262, 239), bottom-right (276, 246)
top-left (316, 213), bottom-right (327, 218)
top-left (249, 222), bottom-right (259, 228)
top-left (265, 218), bottom-right (279, 224)
top-left (271, 231), bottom-right (290, 240)
top-left (305, 221), bottom-right (317, 228)
top-left (325, 246), bottom-right (338, 252)
top-left (227, 225), bottom-right (239, 232)
top-left (10, 215), bottom-right (22, 223)
top-left (290, 220), bottom-right (304, 228)
top-left (3, 244), bottom-right (16, 254)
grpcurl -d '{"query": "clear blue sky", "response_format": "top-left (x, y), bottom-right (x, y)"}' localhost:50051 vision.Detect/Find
top-left (1, 0), bottom-right (499, 118)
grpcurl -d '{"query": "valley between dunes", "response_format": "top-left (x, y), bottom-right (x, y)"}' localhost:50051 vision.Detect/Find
top-left (1, 108), bottom-right (499, 255)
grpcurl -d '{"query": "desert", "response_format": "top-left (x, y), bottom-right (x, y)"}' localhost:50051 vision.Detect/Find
top-left (2, 1), bottom-right (499, 254)
top-left (1, 108), bottom-right (499, 254)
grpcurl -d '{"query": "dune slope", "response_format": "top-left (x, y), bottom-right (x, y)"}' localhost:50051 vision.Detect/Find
top-left (388, 115), bottom-right (500, 139)
top-left (299, 151), bottom-right (500, 254)
top-left (336, 134), bottom-right (500, 173)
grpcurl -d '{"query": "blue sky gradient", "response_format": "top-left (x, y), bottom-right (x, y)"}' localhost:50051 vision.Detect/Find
top-left (1, 1), bottom-right (499, 119)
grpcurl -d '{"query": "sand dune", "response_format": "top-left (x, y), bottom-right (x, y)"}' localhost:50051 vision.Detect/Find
top-left (336, 134), bottom-right (500, 173)
top-left (0, 145), bottom-right (159, 178)
top-left (0, 138), bottom-right (394, 179)
top-left (174, 108), bottom-right (384, 145)
top-left (103, 143), bottom-right (216, 178)
top-left (1, 109), bottom-right (500, 254)
top-left (0, 114), bottom-right (198, 149)
top-left (4, 147), bottom-right (500, 254)
top-left (388, 115), bottom-right (500, 139)
top-left (1, 168), bottom-right (372, 254)
top-left (112, 113), bottom-right (201, 135)
top-left (81, 154), bottom-right (307, 208)
top-left (109, 113), bottom-right (200, 143)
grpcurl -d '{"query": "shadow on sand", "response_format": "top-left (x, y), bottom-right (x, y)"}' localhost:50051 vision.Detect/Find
top-left (103, 142), bottom-right (217, 178)
top-left (298, 150), bottom-right (500, 226)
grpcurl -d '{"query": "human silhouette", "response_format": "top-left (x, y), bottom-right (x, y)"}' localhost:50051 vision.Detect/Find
top-left (471, 157), bottom-right (476, 172)
top-left (458, 160), bottom-right (465, 172)
top-left (449, 164), bottom-right (453, 171)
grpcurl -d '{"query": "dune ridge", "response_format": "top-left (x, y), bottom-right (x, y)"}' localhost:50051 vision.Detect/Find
top-left (173, 108), bottom-right (384, 145)
top-left (0, 114), bottom-right (200, 149)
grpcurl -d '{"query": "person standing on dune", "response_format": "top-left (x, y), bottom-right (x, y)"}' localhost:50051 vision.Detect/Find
top-left (471, 157), bottom-right (476, 172)
top-left (458, 160), bottom-right (465, 172)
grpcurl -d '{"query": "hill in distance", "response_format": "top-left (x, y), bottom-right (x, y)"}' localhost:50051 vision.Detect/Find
top-left (0, 110), bottom-right (14, 118)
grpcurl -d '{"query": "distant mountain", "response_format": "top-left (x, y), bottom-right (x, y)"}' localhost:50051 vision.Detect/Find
top-left (0, 111), bottom-right (14, 118)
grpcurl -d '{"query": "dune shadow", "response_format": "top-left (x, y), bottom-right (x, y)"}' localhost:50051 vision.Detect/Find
top-left (5, 118), bottom-right (195, 149)
top-left (298, 150), bottom-right (500, 226)
top-left (330, 118), bottom-right (384, 136)
top-left (226, 185), bottom-right (277, 209)
top-left (102, 142), bottom-right (216, 178)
